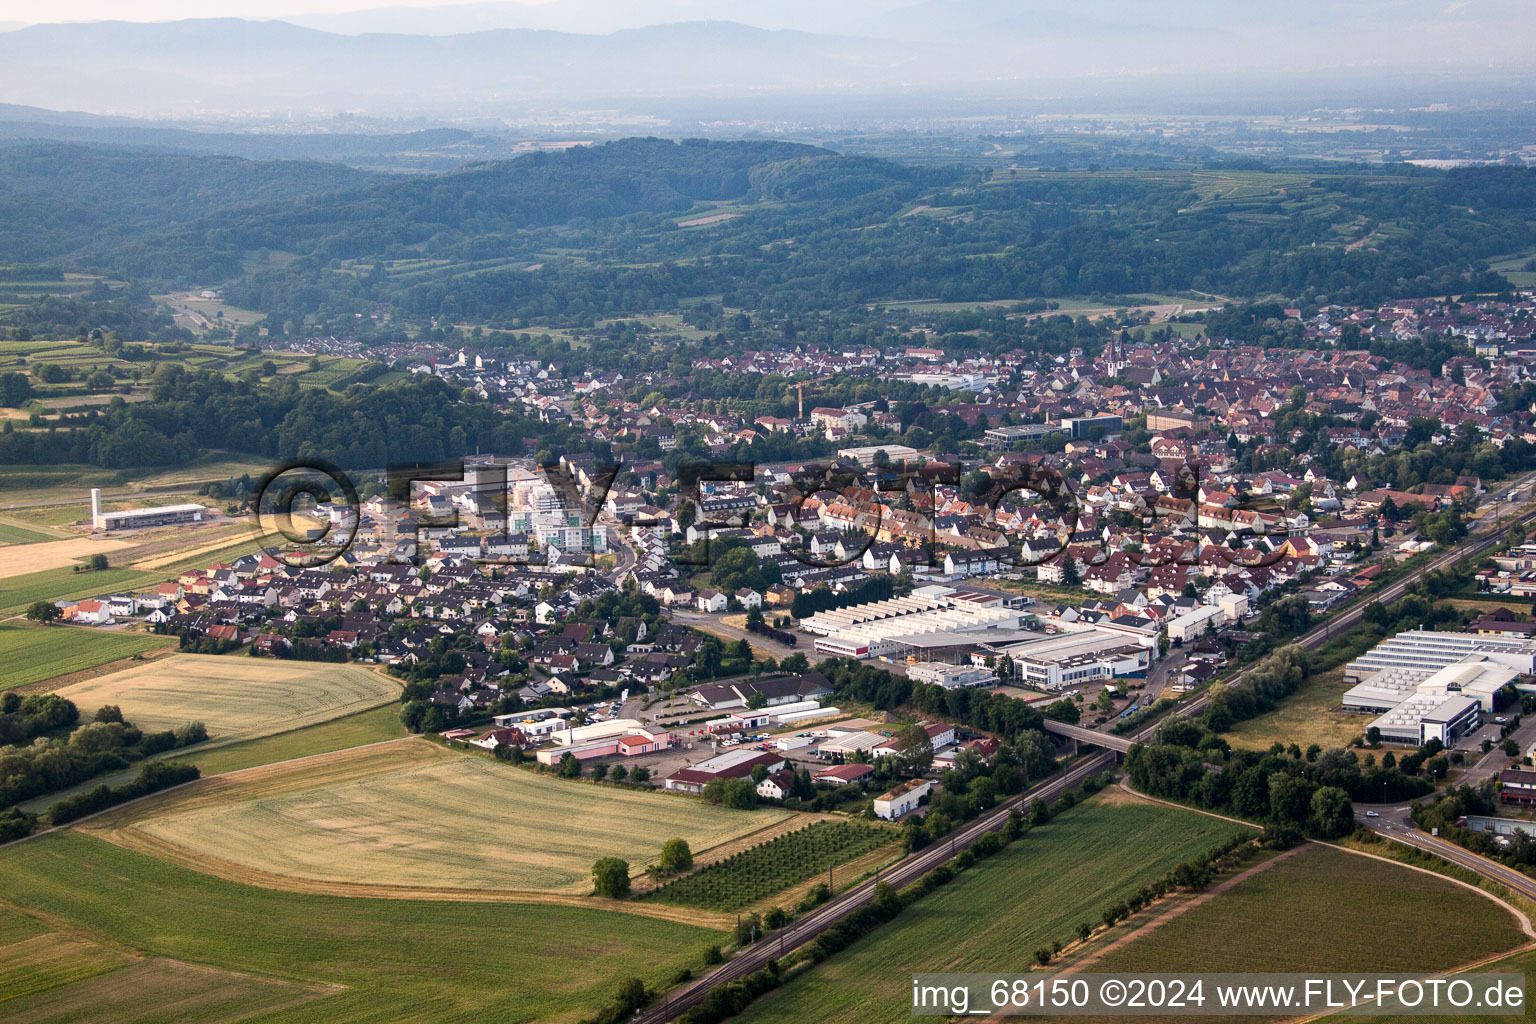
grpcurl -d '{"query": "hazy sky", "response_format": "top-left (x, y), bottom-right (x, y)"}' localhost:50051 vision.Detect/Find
top-left (1, 0), bottom-right (556, 22)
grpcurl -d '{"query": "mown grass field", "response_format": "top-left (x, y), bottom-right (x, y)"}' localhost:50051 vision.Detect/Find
top-left (0, 621), bottom-right (176, 691)
top-left (735, 794), bottom-right (1246, 1024)
top-left (0, 565), bottom-right (162, 615)
top-left (113, 741), bottom-right (799, 895)
top-left (0, 831), bottom-right (723, 1024)
top-left (1091, 843), bottom-right (1526, 975)
top-left (168, 703), bottom-right (407, 776)
top-left (54, 654), bottom-right (402, 746)
top-left (1223, 666), bottom-right (1369, 752)
top-left (0, 518), bottom-right (57, 545)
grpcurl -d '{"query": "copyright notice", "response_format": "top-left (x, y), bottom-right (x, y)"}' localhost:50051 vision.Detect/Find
top-left (911, 973), bottom-right (1527, 1015)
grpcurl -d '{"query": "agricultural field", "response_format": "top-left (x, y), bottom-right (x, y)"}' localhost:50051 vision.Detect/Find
top-left (0, 516), bottom-right (62, 545)
top-left (1223, 666), bottom-right (1363, 752)
top-left (0, 565), bottom-right (163, 615)
top-left (646, 820), bottom-right (896, 911)
top-left (1090, 843), bottom-right (1527, 975)
top-left (169, 703), bottom-right (407, 776)
top-left (735, 793), bottom-right (1246, 1024)
top-left (98, 740), bottom-right (799, 896)
top-left (0, 535), bottom-right (134, 578)
top-left (0, 621), bottom-right (176, 691)
top-left (53, 654), bottom-right (402, 746)
top-left (0, 831), bottom-right (723, 1024)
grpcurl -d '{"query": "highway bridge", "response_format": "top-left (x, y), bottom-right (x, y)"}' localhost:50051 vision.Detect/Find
top-left (1041, 718), bottom-right (1134, 753)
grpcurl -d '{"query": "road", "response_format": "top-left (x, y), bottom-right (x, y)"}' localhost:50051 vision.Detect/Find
top-left (635, 752), bottom-right (1113, 1024)
top-left (1356, 804), bottom-right (1536, 904)
top-left (641, 474), bottom-right (1536, 1022)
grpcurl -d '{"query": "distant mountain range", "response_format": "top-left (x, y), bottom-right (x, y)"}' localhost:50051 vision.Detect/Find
top-left (0, 4), bottom-right (1531, 119)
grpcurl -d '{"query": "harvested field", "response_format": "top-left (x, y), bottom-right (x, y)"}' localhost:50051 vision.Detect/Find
top-left (94, 741), bottom-right (799, 896)
top-left (0, 831), bottom-right (722, 1023)
top-left (0, 536), bottom-right (134, 578)
top-left (53, 654), bottom-right (401, 745)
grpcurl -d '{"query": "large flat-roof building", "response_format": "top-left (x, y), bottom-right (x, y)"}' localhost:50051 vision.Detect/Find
top-left (803, 589), bottom-right (1022, 659)
top-left (998, 628), bottom-right (1155, 691)
top-left (1370, 692), bottom-right (1481, 746)
top-left (91, 488), bottom-right (204, 532)
top-left (1344, 630), bottom-right (1536, 683)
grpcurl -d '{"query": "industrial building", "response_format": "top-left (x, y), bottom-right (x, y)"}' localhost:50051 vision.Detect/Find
top-left (1342, 656), bottom-right (1518, 714)
top-left (1344, 630), bottom-right (1536, 683)
top-left (802, 588), bottom-right (1022, 659)
top-left (905, 662), bottom-right (997, 689)
top-left (91, 488), bottom-right (205, 532)
top-left (1368, 692), bottom-right (1481, 746)
top-left (998, 628), bottom-right (1155, 691)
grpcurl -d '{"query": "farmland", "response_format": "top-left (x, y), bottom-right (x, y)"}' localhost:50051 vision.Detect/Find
top-left (96, 740), bottom-right (799, 895)
top-left (0, 831), bottom-right (723, 1024)
top-left (53, 654), bottom-right (402, 745)
top-left (1090, 843), bottom-right (1527, 975)
top-left (0, 564), bottom-right (162, 615)
top-left (735, 793), bottom-right (1246, 1024)
top-left (168, 703), bottom-right (407, 776)
top-left (0, 535), bottom-right (133, 578)
top-left (646, 820), bottom-right (896, 912)
top-left (0, 621), bottom-right (175, 691)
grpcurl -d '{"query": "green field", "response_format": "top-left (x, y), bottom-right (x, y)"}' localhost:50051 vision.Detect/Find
top-left (1224, 666), bottom-right (1365, 751)
top-left (0, 622), bottom-right (176, 691)
top-left (0, 831), bottom-right (723, 1024)
top-left (735, 794), bottom-right (1245, 1024)
top-left (0, 565), bottom-right (162, 615)
top-left (1093, 844), bottom-right (1525, 974)
top-left (646, 821), bottom-right (894, 911)
top-left (0, 520), bottom-right (56, 545)
top-left (168, 703), bottom-right (407, 776)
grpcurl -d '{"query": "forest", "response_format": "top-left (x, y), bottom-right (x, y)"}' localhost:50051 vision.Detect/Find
top-left (1, 138), bottom-right (1533, 337)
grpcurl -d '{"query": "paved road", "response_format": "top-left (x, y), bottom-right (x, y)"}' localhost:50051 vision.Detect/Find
top-left (1355, 804), bottom-right (1536, 904)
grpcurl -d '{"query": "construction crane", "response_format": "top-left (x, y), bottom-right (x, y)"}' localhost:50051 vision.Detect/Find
top-left (796, 374), bottom-right (835, 419)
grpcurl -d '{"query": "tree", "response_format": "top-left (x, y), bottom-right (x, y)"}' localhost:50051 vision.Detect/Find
top-left (676, 500), bottom-right (697, 532)
top-left (658, 838), bottom-right (693, 873)
top-left (592, 857), bottom-right (631, 898)
top-left (558, 752), bottom-right (582, 778)
top-left (891, 723), bottom-right (934, 775)
top-left (1060, 556), bottom-right (1082, 588)
top-left (1365, 726), bottom-right (1381, 747)
top-left (1502, 738), bottom-right (1520, 758)
top-left (25, 601), bottom-right (59, 624)
top-left (1310, 786), bottom-right (1354, 839)
top-left (88, 553), bottom-right (109, 571)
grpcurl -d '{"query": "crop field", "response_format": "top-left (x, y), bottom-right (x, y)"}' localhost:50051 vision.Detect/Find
top-left (0, 535), bottom-right (134, 578)
top-left (735, 794), bottom-right (1245, 1024)
top-left (53, 654), bottom-right (402, 745)
top-left (100, 741), bottom-right (798, 896)
top-left (0, 517), bottom-right (60, 545)
top-left (0, 565), bottom-right (162, 615)
top-left (1091, 844), bottom-right (1526, 976)
top-left (0, 831), bottom-right (722, 1024)
top-left (646, 821), bottom-right (896, 911)
top-left (0, 622), bottom-right (176, 691)
top-left (170, 703), bottom-right (407, 776)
